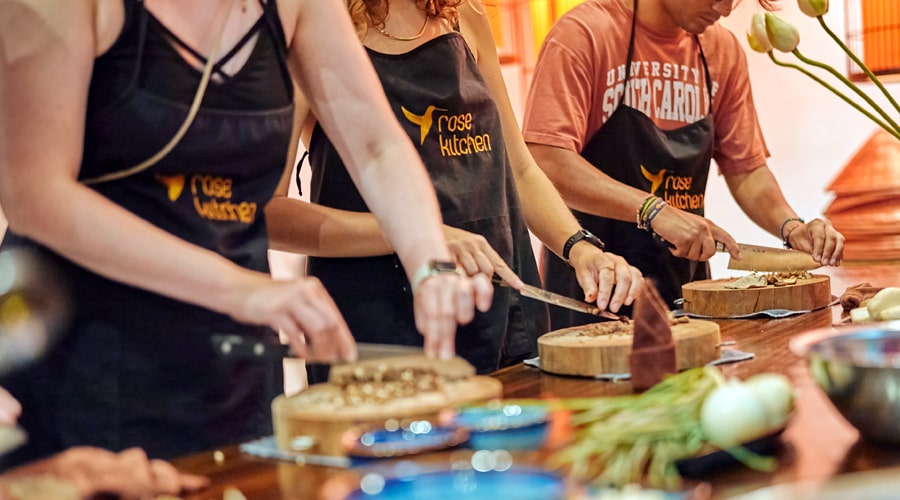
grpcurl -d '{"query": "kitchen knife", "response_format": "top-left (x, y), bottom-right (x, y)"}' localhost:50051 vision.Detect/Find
top-left (494, 279), bottom-right (621, 320)
top-left (719, 242), bottom-right (821, 272)
top-left (209, 334), bottom-right (423, 362)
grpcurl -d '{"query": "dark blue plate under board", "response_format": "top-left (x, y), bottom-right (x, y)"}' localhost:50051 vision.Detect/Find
top-left (345, 467), bottom-right (567, 500)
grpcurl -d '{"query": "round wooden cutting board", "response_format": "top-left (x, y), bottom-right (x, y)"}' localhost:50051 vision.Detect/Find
top-left (272, 376), bottom-right (502, 457)
top-left (681, 274), bottom-right (831, 318)
top-left (537, 319), bottom-right (721, 377)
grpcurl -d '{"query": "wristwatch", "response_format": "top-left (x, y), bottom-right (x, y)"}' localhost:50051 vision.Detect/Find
top-left (411, 259), bottom-right (461, 292)
top-left (562, 229), bottom-right (605, 263)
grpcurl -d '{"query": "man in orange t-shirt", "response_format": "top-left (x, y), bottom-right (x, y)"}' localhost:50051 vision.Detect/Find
top-left (523, 0), bottom-right (845, 325)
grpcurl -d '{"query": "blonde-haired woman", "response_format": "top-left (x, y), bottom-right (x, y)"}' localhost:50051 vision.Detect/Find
top-left (267, 0), bottom-right (643, 375)
top-left (0, 0), bottom-right (491, 466)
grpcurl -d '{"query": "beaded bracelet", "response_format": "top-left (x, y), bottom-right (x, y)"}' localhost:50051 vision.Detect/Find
top-left (780, 217), bottom-right (805, 249)
top-left (643, 198), bottom-right (667, 234)
top-left (636, 195), bottom-right (660, 230)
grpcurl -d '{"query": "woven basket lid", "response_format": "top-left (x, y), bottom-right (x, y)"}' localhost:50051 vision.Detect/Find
top-left (827, 128), bottom-right (900, 195)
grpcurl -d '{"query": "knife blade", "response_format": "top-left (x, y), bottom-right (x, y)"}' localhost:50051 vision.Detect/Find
top-left (719, 242), bottom-right (821, 272)
top-left (494, 279), bottom-right (621, 320)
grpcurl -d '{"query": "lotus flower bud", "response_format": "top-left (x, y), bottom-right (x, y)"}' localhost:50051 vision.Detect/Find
top-left (747, 13), bottom-right (773, 53)
top-left (765, 12), bottom-right (800, 52)
top-left (798, 0), bottom-right (828, 17)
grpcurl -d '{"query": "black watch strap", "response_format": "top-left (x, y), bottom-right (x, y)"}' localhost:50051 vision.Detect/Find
top-left (562, 229), bottom-right (605, 262)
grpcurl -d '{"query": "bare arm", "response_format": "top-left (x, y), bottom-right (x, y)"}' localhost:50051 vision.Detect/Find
top-left (0, 447), bottom-right (208, 499)
top-left (0, 0), bottom-right (355, 361)
top-left (460, 0), bottom-right (640, 310)
top-left (284, 0), bottom-right (493, 357)
top-left (265, 89), bottom-right (394, 257)
top-left (725, 165), bottom-right (844, 265)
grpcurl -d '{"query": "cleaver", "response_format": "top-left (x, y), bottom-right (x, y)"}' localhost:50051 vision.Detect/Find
top-left (720, 243), bottom-right (821, 272)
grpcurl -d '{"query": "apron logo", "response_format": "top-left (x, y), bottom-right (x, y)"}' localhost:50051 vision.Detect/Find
top-left (156, 174), bottom-right (186, 201)
top-left (640, 165), bottom-right (666, 195)
top-left (640, 165), bottom-right (704, 211)
top-left (173, 174), bottom-right (258, 224)
top-left (402, 105), bottom-right (446, 144)
top-left (402, 104), bottom-right (493, 157)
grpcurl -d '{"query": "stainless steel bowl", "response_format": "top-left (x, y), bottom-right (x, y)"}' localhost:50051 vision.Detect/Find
top-left (790, 321), bottom-right (900, 446)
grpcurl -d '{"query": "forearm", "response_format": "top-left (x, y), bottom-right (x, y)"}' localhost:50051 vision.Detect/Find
top-left (349, 139), bottom-right (451, 274)
top-left (290, 0), bottom-right (452, 279)
top-left (513, 165), bottom-right (582, 258)
top-left (527, 143), bottom-right (651, 225)
top-left (5, 180), bottom-right (252, 318)
top-left (266, 196), bottom-right (393, 257)
top-left (725, 166), bottom-right (797, 238)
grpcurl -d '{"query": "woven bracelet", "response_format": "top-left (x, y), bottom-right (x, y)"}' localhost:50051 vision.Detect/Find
top-left (780, 217), bottom-right (805, 249)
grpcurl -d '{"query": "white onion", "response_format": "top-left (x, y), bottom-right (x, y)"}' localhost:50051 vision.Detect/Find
top-left (700, 380), bottom-right (770, 449)
top-left (742, 373), bottom-right (795, 429)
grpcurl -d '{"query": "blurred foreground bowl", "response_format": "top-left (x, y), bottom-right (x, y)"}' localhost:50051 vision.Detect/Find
top-left (790, 321), bottom-right (900, 445)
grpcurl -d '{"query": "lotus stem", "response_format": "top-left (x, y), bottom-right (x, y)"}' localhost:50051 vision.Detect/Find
top-left (791, 48), bottom-right (900, 135)
top-left (817, 15), bottom-right (900, 116)
top-left (768, 52), bottom-right (900, 141)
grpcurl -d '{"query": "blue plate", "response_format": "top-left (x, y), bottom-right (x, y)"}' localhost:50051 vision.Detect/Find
top-left (343, 424), bottom-right (469, 459)
top-left (345, 467), bottom-right (566, 500)
top-left (454, 403), bottom-right (550, 450)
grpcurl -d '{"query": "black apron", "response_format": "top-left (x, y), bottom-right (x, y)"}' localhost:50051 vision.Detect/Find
top-left (0, 0), bottom-right (293, 464)
top-left (542, 0), bottom-right (715, 329)
top-left (305, 33), bottom-right (547, 375)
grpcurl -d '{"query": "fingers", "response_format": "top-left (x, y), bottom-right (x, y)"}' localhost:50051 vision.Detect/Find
top-left (241, 276), bottom-right (357, 363)
top-left (570, 249), bottom-right (642, 313)
top-left (413, 273), bottom-right (494, 360)
top-left (655, 209), bottom-right (724, 261)
top-left (0, 387), bottom-right (22, 426)
top-left (147, 458), bottom-right (210, 494)
top-left (709, 224), bottom-right (740, 259)
top-left (609, 259), bottom-right (643, 312)
top-left (414, 275), bottom-right (459, 360)
top-left (445, 227), bottom-right (523, 287)
top-left (796, 218), bottom-right (844, 266)
top-left (471, 273), bottom-right (494, 312)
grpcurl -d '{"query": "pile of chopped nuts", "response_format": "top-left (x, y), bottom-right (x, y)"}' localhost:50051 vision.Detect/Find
top-left (765, 270), bottom-right (813, 286)
top-left (324, 365), bottom-right (450, 408)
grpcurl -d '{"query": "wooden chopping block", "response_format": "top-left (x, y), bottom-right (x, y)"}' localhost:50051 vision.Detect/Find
top-left (272, 359), bottom-right (502, 457)
top-left (537, 319), bottom-right (721, 377)
top-left (681, 274), bottom-right (831, 317)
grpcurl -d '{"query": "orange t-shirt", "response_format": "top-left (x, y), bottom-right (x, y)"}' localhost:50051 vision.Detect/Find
top-left (522, 0), bottom-right (769, 175)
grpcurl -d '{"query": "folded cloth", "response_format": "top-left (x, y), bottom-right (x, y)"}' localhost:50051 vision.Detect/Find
top-left (840, 282), bottom-right (883, 311)
top-left (629, 280), bottom-right (677, 391)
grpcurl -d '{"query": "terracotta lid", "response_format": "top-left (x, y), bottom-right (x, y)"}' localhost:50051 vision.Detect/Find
top-left (827, 128), bottom-right (900, 195)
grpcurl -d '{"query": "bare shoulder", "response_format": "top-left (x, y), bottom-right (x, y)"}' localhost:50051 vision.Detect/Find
top-left (457, 0), bottom-right (494, 60)
top-left (0, 0), bottom-right (99, 55)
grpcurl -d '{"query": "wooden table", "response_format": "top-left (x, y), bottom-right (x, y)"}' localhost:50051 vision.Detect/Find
top-left (173, 263), bottom-right (900, 499)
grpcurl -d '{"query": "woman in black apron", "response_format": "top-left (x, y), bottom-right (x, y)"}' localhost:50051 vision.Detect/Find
top-left (268, 0), bottom-right (642, 377)
top-left (0, 0), bottom-right (486, 467)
